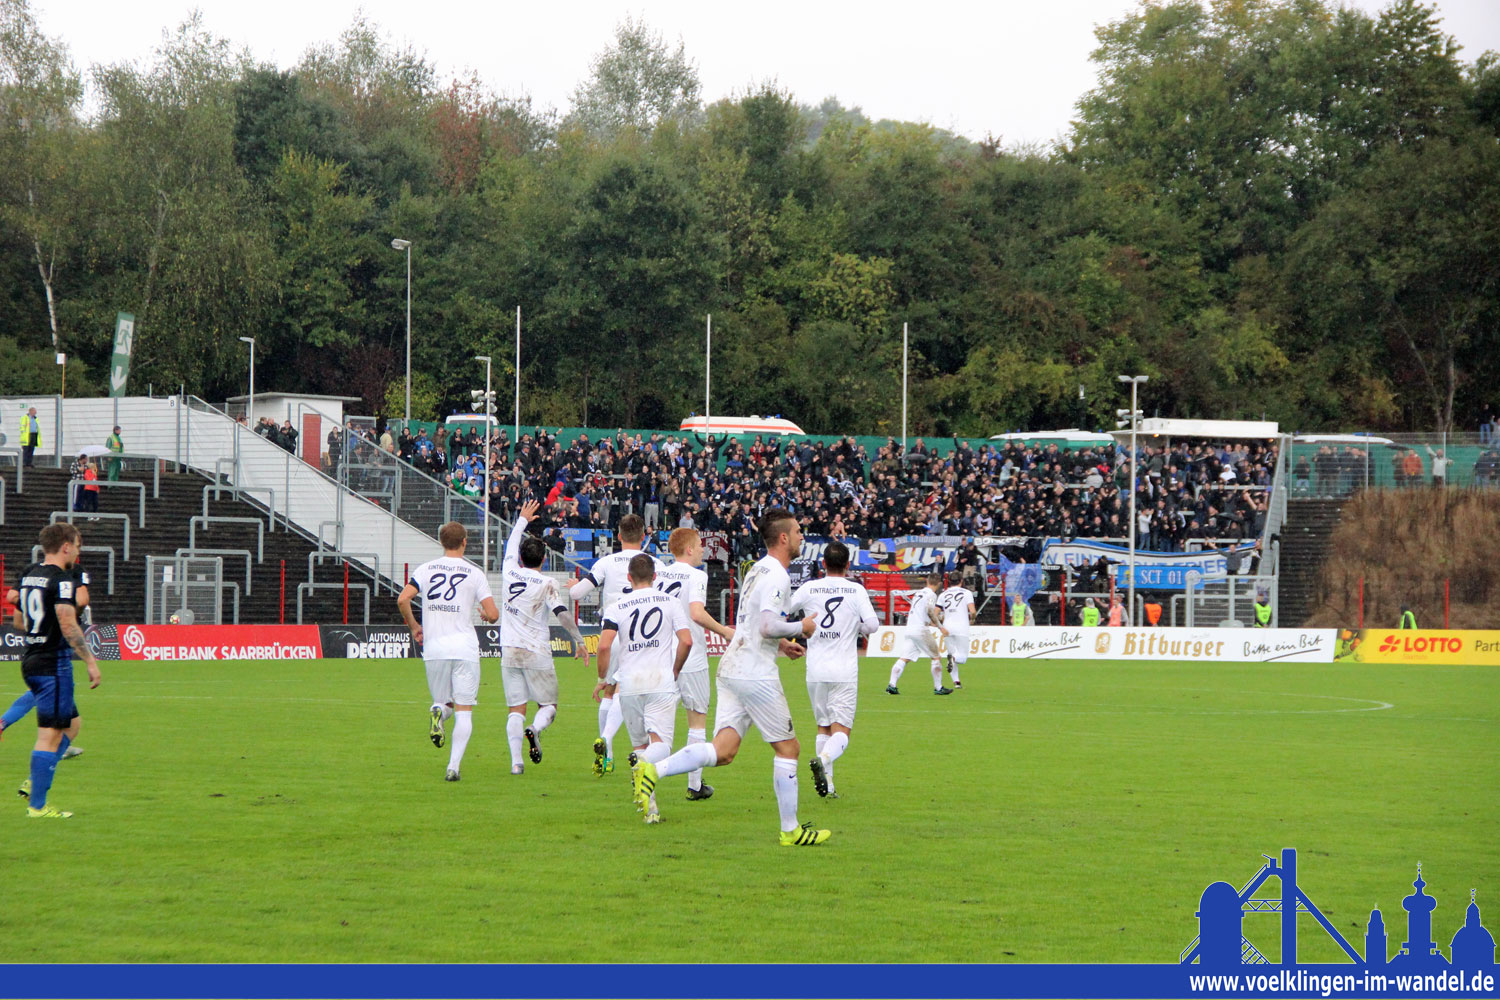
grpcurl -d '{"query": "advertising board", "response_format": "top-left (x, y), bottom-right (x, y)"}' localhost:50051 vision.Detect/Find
top-left (1334, 629), bottom-right (1500, 665)
top-left (867, 626), bottom-right (1337, 663)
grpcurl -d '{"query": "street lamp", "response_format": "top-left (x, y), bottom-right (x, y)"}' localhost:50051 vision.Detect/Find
top-left (391, 239), bottom-right (412, 430)
top-left (475, 354), bottom-right (493, 572)
top-left (1116, 374), bottom-right (1149, 625)
top-left (239, 336), bottom-right (256, 423)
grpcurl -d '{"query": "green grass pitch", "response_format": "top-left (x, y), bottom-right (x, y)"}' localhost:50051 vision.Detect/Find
top-left (0, 655), bottom-right (1494, 963)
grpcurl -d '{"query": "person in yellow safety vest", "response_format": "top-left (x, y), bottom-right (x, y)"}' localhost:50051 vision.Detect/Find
top-left (1253, 598), bottom-right (1272, 627)
top-left (17, 406), bottom-right (39, 467)
top-left (1398, 605), bottom-right (1417, 629)
top-left (106, 426), bottom-right (124, 481)
top-left (1107, 596), bottom-right (1124, 626)
top-left (1080, 597), bottom-right (1101, 627)
top-left (1010, 596), bottom-right (1034, 627)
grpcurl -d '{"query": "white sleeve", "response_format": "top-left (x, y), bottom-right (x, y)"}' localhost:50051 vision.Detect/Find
top-left (759, 609), bottom-right (803, 639)
top-left (671, 599), bottom-right (693, 636)
top-left (689, 570), bottom-right (708, 607)
top-left (857, 588), bottom-right (880, 635)
top-left (569, 575), bottom-right (596, 601)
top-left (784, 582), bottom-right (810, 617)
top-left (473, 567), bottom-right (493, 603)
top-left (503, 516), bottom-right (529, 568)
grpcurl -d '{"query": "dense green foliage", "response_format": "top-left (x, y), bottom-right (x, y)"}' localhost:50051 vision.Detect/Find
top-left (1, 1), bottom-right (1496, 432)
top-left (0, 655), bottom-right (1492, 962)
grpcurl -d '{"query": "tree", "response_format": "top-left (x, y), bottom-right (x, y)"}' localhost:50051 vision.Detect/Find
top-left (567, 17), bottom-right (701, 140)
top-left (0, 0), bottom-right (83, 354)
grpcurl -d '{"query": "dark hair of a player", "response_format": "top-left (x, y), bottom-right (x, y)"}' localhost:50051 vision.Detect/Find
top-left (628, 552), bottom-right (656, 585)
top-left (759, 507), bottom-right (796, 546)
top-left (824, 540), bottom-right (850, 573)
top-left (39, 522), bottom-right (79, 554)
top-left (438, 521), bottom-right (467, 550)
top-left (519, 535), bottom-right (546, 569)
top-left (618, 514), bottom-right (645, 544)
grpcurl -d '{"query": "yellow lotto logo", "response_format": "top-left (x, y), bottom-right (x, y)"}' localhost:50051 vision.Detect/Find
top-left (1350, 630), bottom-right (1500, 665)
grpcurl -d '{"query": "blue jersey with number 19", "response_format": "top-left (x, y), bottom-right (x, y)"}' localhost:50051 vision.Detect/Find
top-left (410, 556), bottom-right (492, 662)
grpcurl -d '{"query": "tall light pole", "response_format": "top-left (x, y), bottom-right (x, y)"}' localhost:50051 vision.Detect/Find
top-left (705, 314), bottom-right (712, 442)
top-left (391, 239), bottom-right (412, 429)
top-left (476, 354), bottom-right (493, 572)
top-left (901, 322), bottom-right (909, 454)
top-left (239, 336), bottom-right (256, 422)
top-left (1116, 374), bottom-right (1148, 625)
top-left (514, 306), bottom-right (521, 444)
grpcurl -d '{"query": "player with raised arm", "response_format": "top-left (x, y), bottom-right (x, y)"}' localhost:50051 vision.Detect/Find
top-left (936, 576), bottom-right (977, 691)
top-left (11, 523), bottom-right (101, 818)
top-left (595, 555), bottom-right (692, 824)
top-left (785, 541), bottom-right (878, 799)
top-left (500, 500), bottom-right (589, 775)
top-left (5, 560), bottom-right (91, 762)
top-left (397, 521), bottom-right (499, 782)
top-left (653, 528), bottom-right (734, 801)
top-left (568, 514), bottom-right (666, 775)
top-left (635, 509), bottom-right (833, 847)
top-left (885, 573), bottom-right (950, 695)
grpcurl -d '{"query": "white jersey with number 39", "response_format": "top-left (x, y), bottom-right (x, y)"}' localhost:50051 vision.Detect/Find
top-left (937, 586), bottom-right (976, 633)
top-left (411, 556), bottom-right (493, 662)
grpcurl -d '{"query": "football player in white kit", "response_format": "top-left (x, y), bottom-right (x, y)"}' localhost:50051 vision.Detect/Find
top-left (935, 576), bottom-right (976, 690)
top-left (885, 572), bottom-right (951, 696)
top-left (785, 540), bottom-right (878, 799)
top-left (398, 521), bottom-right (500, 781)
top-left (501, 500), bottom-right (590, 775)
top-left (655, 527), bottom-right (735, 801)
top-left (568, 514), bottom-right (666, 776)
top-left (595, 555), bottom-right (693, 824)
top-left (634, 509), bottom-right (833, 847)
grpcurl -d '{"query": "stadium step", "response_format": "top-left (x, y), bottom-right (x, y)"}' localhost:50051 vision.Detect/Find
top-left (1278, 498), bottom-right (1347, 626)
top-left (0, 466), bottom-right (387, 625)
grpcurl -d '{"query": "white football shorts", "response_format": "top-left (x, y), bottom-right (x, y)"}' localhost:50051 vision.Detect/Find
top-left (714, 676), bottom-right (795, 744)
top-left (897, 628), bottom-right (942, 662)
top-left (806, 680), bottom-right (857, 729)
top-left (501, 647), bottom-right (559, 706)
top-left (427, 658), bottom-right (480, 706)
top-left (620, 691), bottom-right (679, 748)
top-left (945, 631), bottom-right (969, 664)
top-left (676, 668), bottom-right (710, 715)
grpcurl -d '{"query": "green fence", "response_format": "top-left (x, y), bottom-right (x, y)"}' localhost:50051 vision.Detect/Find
top-left (1287, 433), bottom-right (1500, 495)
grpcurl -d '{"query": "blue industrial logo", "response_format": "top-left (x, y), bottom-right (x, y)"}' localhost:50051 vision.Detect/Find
top-left (1185, 848), bottom-right (1497, 974)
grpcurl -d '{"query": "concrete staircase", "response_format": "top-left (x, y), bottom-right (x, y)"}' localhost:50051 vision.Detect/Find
top-left (1, 467), bottom-right (391, 625)
top-left (1278, 498), bottom-right (1347, 626)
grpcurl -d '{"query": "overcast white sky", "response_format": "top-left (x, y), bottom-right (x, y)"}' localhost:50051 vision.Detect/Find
top-left (34, 0), bottom-right (1500, 146)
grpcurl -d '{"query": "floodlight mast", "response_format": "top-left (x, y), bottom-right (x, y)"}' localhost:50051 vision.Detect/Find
top-left (1116, 375), bottom-right (1149, 624)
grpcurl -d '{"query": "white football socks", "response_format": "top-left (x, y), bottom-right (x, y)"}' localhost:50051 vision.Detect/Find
top-left (602, 696), bottom-right (624, 758)
top-left (448, 710), bottom-right (472, 772)
top-left (685, 728), bottom-right (706, 791)
top-left (773, 756), bottom-right (799, 833)
top-left (531, 704), bottom-right (556, 733)
top-left (639, 740), bottom-right (672, 765)
top-left (948, 659), bottom-right (961, 685)
top-left (888, 660), bottom-right (907, 686)
top-left (506, 712), bottom-right (525, 767)
top-left (431, 703), bottom-right (454, 723)
top-left (932, 661), bottom-right (944, 691)
top-left (656, 740), bottom-right (717, 778)
top-left (825, 731), bottom-right (849, 763)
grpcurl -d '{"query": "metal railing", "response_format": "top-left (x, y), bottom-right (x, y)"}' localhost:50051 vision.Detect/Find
top-left (1288, 431), bottom-right (1500, 496)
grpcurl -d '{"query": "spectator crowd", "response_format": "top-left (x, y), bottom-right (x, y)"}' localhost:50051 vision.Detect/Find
top-left (348, 421), bottom-right (1277, 561)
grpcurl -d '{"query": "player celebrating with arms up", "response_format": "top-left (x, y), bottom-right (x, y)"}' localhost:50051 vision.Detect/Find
top-left (635, 509), bottom-right (832, 847)
top-left (398, 521), bottom-right (499, 782)
top-left (500, 500), bottom-right (589, 775)
top-left (785, 540), bottom-right (878, 799)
